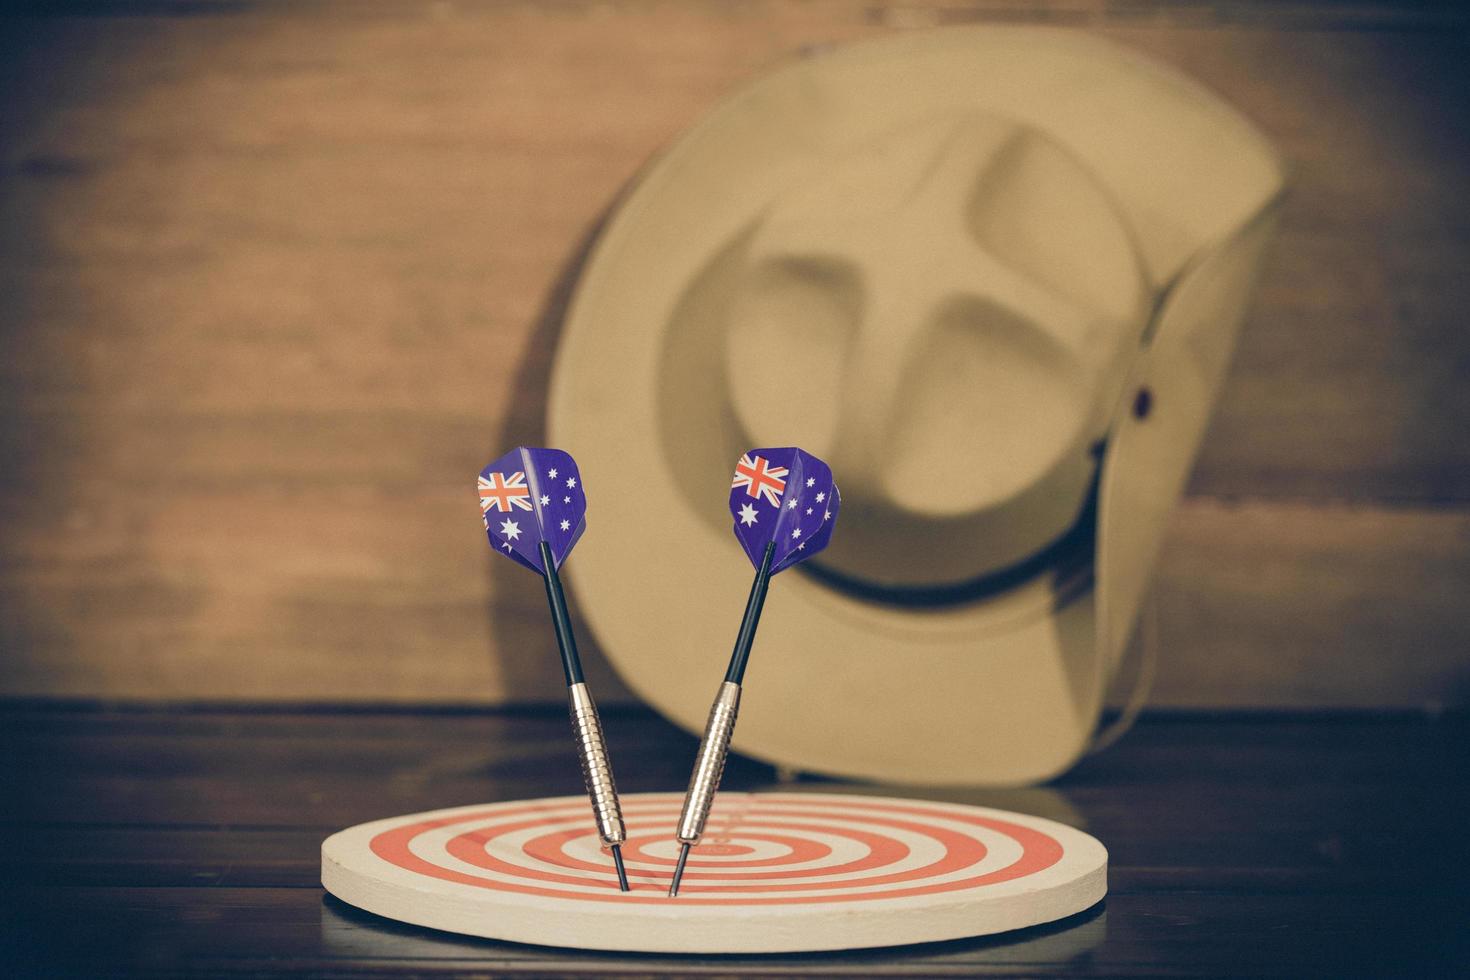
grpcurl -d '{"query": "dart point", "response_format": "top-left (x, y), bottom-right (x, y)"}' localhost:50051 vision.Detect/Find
top-left (610, 843), bottom-right (630, 892)
top-left (668, 842), bottom-right (691, 897)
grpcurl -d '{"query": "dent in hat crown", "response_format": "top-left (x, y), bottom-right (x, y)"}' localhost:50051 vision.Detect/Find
top-left (680, 112), bottom-right (1152, 591)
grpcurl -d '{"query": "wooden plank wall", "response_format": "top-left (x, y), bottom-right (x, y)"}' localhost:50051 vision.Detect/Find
top-left (1, 1), bottom-right (1467, 709)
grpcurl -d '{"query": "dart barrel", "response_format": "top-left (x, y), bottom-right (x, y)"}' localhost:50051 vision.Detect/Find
top-left (675, 681), bottom-right (742, 845)
top-left (567, 682), bottom-right (626, 847)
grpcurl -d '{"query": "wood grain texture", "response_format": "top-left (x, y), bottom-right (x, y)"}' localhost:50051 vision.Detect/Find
top-left (0, 1), bottom-right (1467, 706)
top-left (1151, 500), bottom-right (1470, 709)
top-left (1, 706), bottom-right (1466, 976)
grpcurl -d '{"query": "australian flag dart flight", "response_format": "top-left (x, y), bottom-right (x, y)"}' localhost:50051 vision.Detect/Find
top-left (478, 447), bottom-right (586, 575)
top-left (729, 447), bottom-right (840, 573)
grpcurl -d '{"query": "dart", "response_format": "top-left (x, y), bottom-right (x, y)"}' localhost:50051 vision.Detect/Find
top-left (477, 447), bottom-right (630, 891)
top-left (667, 447), bottom-right (841, 897)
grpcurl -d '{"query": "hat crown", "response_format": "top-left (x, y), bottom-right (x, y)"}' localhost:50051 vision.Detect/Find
top-left (723, 114), bottom-right (1149, 587)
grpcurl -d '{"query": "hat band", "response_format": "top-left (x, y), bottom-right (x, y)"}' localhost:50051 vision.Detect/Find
top-left (801, 475), bottom-right (1099, 610)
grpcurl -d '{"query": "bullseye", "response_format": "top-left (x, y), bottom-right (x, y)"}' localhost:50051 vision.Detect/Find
top-left (323, 792), bottom-right (1108, 953)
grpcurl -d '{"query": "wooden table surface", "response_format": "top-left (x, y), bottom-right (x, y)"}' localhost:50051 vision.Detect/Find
top-left (2, 704), bottom-right (1466, 977)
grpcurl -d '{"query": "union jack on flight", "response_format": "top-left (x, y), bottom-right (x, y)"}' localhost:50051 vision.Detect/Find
top-left (731, 453), bottom-right (788, 508)
top-left (478, 471), bottom-right (533, 513)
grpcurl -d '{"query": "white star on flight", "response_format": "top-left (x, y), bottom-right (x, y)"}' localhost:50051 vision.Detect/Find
top-left (499, 519), bottom-right (521, 540)
top-left (806, 477), bottom-right (815, 487)
top-left (539, 495), bottom-right (550, 506)
top-left (738, 503), bottom-right (758, 526)
top-left (806, 507), bottom-right (813, 514)
top-left (787, 498), bottom-right (798, 509)
top-left (501, 541), bottom-right (512, 551)
top-left (798, 542), bottom-right (806, 550)
top-left (548, 468), bottom-right (558, 479)
top-left (566, 477), bottom-right (577, 488)
top-left (791, 527), bottom-right (801, 539)
top-left (816, 491), bottom-right (825, 502)
top-left (563, 496), bottom-right (571, 503)
top-left (824, 510), bottom-right (831, 520)
top-left (560, 519), bottom-right (570, 531)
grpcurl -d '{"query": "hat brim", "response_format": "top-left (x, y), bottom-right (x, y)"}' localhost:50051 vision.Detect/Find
top-left (549, 27), bottom-right (1283, 784)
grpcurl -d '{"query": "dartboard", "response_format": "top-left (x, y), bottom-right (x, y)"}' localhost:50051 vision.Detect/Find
top-left (321, 792), bottom-right (1106, 953)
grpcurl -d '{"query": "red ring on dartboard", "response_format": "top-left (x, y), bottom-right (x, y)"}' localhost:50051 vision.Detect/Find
top-left (517, 827), bottom-right (829, 875)
top-left (446, 808), bottom-right (964, 888)
top-left (618, 830), bottom-right (828, 867)
top-left (503, 821), bottom-right (906, 881)
top-left (371, 797), bottom-right (1063, 905)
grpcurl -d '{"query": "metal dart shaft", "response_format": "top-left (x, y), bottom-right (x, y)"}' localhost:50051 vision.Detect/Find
top-left (669, 680), bottom-right (742, 896)
top-left (668, 544), bottom-right (771, 897)
top-left (544, 542), bottom-right (629, 892)
top-left (568, 681), bottom-right (629, 890)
